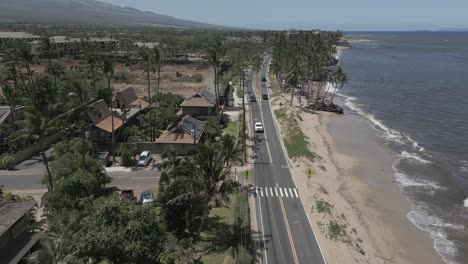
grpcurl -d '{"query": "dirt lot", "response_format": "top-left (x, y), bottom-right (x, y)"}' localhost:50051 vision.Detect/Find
top-left (6, 60), bottom-right (214, 99)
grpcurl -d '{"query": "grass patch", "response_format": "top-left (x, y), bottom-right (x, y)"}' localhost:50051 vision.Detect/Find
top-left (315, 200), bottom-right (333, 215)
top-left (268, 71), bottom-right (281, 97)
top-left (275, 107), bottom-right (317, 162)
top-left (223, 120), bottom-right (239, 138)
top-left (327, 220), bottom-right (351, 244)
top-left (197, 191), bottom-right (254, 264)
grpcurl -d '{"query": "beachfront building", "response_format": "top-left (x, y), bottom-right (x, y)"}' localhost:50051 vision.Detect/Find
top-left (0, 32), bottom-right (41, 50)
top-left (50, 36), bottom-right (118, 56)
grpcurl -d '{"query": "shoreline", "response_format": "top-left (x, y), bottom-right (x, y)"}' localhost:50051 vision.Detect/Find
top-left (269, 93), bottom-right (444, 263)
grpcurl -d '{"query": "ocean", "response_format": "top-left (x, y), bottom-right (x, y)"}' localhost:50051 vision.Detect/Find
top-left (339, 32), bottom-right (468, 263)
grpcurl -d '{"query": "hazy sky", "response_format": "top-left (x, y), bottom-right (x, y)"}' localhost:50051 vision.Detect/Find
top-left (98, 0), bottom-right (468, 31)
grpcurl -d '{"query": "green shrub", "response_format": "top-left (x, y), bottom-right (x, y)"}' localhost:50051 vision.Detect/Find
top-left (117, 143), bottom-right (137, 167)
top-left (315, 200), bottom-right (333, 214)
top-left (0, 154), bottom-right (15, 170)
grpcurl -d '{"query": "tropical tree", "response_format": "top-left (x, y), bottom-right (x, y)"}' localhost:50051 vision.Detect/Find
top-left (38, 35), bottom-right (56, 66)
top-left (9, 40), bottom-right (36, 97)
top-left (0, 84), bottom-right (20, 121)
top-left (66, 80), bottom-right (95, 168)
top-left (28, 232), bottom-right (78, 264)
top-left (207, 37), bottom-right (224, 137)
top-left (46, 62), bottom-right (65, 90)
top-left (101, 57), bottom-right (116, 161)
top-left (10, 106), bottom-right (59, 191)
top-left (330, 65), bottom-right (348, 104)
top-left (139, 46), bottom-right (161, 141)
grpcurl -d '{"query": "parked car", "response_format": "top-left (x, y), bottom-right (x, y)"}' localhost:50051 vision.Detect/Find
top-left (137, 151), bottom-right (152, 166)
top-left (250, 95), bottom-right (257, 102)
top-left (140, 190), bottom-right (154, 205)
top-left (262, 94), bottom-right (269, 100)
top-left (97, 152), bottom-right (111, 167)
top-left (254, 122), bottom-right (264, 133)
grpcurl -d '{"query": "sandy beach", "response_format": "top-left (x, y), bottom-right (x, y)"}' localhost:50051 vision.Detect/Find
top-left (268, 93), bottom-right (444, 263)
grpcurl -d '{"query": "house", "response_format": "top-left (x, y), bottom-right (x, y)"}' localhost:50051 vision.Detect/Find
top-left (87, 99), bottom-right (124, 139)
top-left (155, 115), bottom-right (206, 155)
top-left (87, 88), bottom-right (148, 140)
top-left (180, 90), bottom-right (217, 118)
top-left (114, 87), bottom-right (149, 111)
top-left (0, 201), bottom-right (37, 263)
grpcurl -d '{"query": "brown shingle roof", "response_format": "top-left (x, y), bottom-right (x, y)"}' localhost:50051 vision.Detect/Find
top-left (156, 115), bottom-right (205, 144)
top-left (114, 87), bottom-right (149, 110)
top-left (179, 90), bottom-right (216, 108)
top-left (88, 99), bottom-right (124, 133)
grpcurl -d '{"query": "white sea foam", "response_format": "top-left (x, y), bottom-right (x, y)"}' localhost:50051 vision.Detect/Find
top-left (407, 209), bottom-right (463, 263)
top-left (394, 171), bottom-right (445, 190)
top-left (464, 198), bottom-right (468, 208)
top-left (399, 151), bottom-right (431, 164)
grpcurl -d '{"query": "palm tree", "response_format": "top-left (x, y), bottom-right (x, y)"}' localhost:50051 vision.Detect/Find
top-left (139, 46), bottom-right (161, 141)
top-left (168, 142), bottom-right (239, 237)
top-left (102, 57), bottom-right (116, 161)
top-left (330, 66), bottom-right (348, 104)
top-left (38, 36), bottom-right (55, 66)
top-left (82, 51), bottom-right (97, 79)
top-left (207, 37), bottom-right (224, 137)
top-left (10, 40), bottom-right (36, 97)
top-left (0, 84), bottom-right (20, 122)
top-left (10, 106), bottom-right (58, 191)
top-left (28, 232), bottom-right (78, 264)
top-left (66, 81), bottom-right (95, 169)
top-left (46, 62), bottom-right (65, 90)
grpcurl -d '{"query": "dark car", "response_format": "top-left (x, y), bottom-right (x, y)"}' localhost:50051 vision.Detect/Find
top-left (261, 77), bottom-right (267, 82)
top-left (262, 94), bottom-right (269, 100)
top-left (250, 95), bottom-right (257, 102)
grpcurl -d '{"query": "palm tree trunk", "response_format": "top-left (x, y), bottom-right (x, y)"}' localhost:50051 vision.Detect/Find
top-left (147, 69), bottom-right (153, 141)
top-left (108, 79), bottom-right (115, 162)
top-left (41, 143), bottom-right (53, 191)
top-left (241, 70), bottom-right (246, 162)
top-left (290, 86), bottom-right (295, 107)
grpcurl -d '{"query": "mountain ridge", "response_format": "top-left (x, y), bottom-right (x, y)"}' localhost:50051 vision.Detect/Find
top-left (0, 0), bottom-right (234, 30)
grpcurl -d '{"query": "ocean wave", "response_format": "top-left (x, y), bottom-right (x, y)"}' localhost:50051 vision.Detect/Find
top-left (394, 171), bottom-right (445, 190)
top-left (407, 209), bottom-right (463, 263)
top-left (398, 151), bottom-right (431, 164)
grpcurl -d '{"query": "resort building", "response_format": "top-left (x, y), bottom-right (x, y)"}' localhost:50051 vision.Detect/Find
top-left (0, 32), bottom-right (41, 49)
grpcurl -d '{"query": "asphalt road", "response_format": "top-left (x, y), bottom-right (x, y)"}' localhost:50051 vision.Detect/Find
top-left (0, 152), bottom-right (161, 196)
top-left (249, 59), bottom-right (326, 264)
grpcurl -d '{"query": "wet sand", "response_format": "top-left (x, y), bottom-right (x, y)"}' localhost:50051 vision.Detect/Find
top-left (269, 94), bottom-right (444, 263)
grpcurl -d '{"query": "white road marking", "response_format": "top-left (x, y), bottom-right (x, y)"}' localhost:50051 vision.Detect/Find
top-left (289, 188), bottom-right (294, 197)
top-left (275, 188), bottom-right (278, 197)
top-left (260, 188), bottom-right (264, 197)
top-left (269, 187), bottom-right (273, 197)
top-left (285, 188), bottom-right (289, 197)
top-left (279, 188), bottom-right (284, 197)
top-left (265, 188), bottom-right (269, 197)
top-left (294, 188), bottom-right (299, 198)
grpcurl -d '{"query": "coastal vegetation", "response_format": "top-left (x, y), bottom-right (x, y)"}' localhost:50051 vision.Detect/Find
top-left (270, 31), bottom-right (348, 112)
top-left (274, 107), bottom-right (317, 162)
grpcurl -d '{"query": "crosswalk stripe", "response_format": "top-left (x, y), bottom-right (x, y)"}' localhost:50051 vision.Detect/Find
top-left (275, 188), bottom-right (278, 197)
top-left (269, 188), bottom-right (273, 197)
top-left (279, 188), bottom-right (284, 197)
top-left (256, 187), bottom-right (299, 199)
top-left (260, 188), bottom-right (264, 197)
top-left (285, 189), bottom-right (289, 197)
top-left (265, 188), bottom-right (269, 197)
top-left (294, 188), bottom-right (299, 198)
top-left (289, 188), bottom-right (294, 197)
